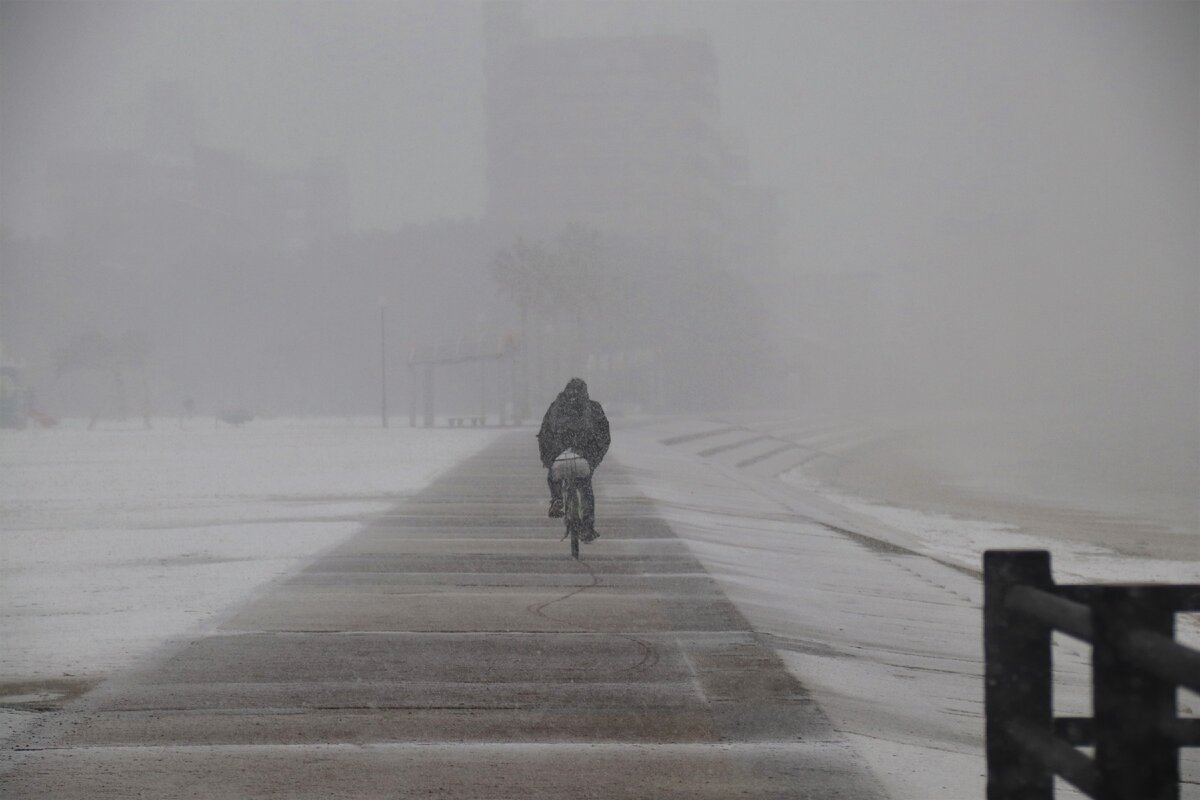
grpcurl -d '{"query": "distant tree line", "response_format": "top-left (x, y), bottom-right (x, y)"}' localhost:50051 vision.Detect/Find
top-left (491, 225), bottom-right (771, 413)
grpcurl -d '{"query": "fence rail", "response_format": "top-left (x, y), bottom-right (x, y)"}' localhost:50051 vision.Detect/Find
top-left (984, 550), bottom-right (1200, 800)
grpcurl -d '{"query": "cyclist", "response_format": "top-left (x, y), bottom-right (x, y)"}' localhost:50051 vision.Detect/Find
top-left (537, 378), bottom-right (610, 541)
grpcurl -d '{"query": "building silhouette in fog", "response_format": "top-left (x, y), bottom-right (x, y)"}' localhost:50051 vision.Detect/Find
top-left (484, 3), bottom-right (776, 270)
top-left (482, 3), bottom-right (782, 411)
top-left (15, 82), bottom-right (353, 418)
top-left (50, 82), bottom-right (349, 269)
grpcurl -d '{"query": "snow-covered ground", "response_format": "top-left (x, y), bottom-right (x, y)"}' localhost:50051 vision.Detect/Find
top-left (783, 467), bottom-right (1200, 586)
top-left (614, 419), bottom-right (1198, 800)
top-left (0, 418), bottom-right (502, 683)
top-left (2, 415), bottom-right (1195, 797)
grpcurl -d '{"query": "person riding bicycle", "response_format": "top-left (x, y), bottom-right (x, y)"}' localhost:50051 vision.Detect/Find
top-left (537, 378), bottom-right (610, 541)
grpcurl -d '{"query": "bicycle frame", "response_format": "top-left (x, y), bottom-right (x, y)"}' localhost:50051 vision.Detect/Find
top-left (550, 450), bottom-right (591, 559)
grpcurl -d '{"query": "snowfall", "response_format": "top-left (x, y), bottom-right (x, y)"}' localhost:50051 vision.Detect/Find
top-left (1, 415), bottom-right (1196, 799)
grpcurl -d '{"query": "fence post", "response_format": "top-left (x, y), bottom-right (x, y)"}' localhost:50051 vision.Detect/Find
top-left (1092, 587), bottom-right (1179, 800)
top-left (984, 550), bottom-right (1055, 800)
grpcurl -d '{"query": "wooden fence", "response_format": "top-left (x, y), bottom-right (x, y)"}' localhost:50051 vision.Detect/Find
top-left (984, 549), bottom-right (1200, 799)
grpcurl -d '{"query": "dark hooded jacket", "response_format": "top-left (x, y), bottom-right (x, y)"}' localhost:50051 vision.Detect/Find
top-left (537, 378), bottom-right (610, 469)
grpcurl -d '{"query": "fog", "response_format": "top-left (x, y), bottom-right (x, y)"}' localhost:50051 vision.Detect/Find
top-left (2, 2), bottom-right (1196, 524)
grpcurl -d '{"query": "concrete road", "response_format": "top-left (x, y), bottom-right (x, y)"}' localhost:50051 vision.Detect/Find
top-left (2, 433), bottom-right (886, 798)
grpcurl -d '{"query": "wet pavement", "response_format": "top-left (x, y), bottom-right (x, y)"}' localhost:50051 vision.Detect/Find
top-left (2, 432), bottom-right (886, 798)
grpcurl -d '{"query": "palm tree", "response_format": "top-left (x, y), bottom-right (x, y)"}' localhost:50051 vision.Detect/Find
top-left (492, 238), bottom-right (552, 420)
top-left (492, 229), bottom-right (632, 413)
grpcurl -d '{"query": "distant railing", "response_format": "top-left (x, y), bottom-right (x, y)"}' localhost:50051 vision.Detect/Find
top-left (983, 550), bottom-right (1200, 800)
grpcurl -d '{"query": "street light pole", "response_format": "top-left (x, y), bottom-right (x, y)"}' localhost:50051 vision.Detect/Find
top-left (380, 298), bottom-right (388, 428)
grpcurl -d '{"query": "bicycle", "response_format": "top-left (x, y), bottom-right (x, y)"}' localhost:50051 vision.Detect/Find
top-left (549, 448), bottom-right (592, 559)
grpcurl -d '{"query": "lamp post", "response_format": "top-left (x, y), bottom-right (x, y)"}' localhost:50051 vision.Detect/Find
top-left (379, 298), bottom-right (388, 428)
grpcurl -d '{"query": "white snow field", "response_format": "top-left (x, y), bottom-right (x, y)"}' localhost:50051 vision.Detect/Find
top-left (0, 418), bottom-right (503, 683)
top-left (616, 419), bottom-right (1197, 800)
top-left (2, 415), bottom-right (1195, 798)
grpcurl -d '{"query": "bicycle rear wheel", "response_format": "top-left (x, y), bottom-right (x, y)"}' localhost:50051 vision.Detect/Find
top-left (562, 479), bottom-right (580, 559)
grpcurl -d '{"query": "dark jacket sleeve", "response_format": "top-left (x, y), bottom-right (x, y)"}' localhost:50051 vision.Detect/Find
top-left (587, 401), bottom-right (611, 467)
top-left (536, 404), bottom-right (557, 468)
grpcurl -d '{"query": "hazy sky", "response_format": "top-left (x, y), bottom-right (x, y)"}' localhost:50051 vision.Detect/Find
top-left (3, 1), bottom-right (1196, 256)
top-left (2, 1), bottom-right (487, 233)
top-left (2, 1), bottom-right (1196, 508)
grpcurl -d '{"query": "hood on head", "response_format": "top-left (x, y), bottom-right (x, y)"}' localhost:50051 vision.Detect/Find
top-left (563, 378), bottom-right (588, 400)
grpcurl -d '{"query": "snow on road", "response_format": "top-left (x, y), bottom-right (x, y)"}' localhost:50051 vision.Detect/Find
top-left (614, 422), bottom-right (1198, 800)
top-left (0, 418), bottom-right (502, 682)
top-left (2, 415), bottom-right (1195, 798)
